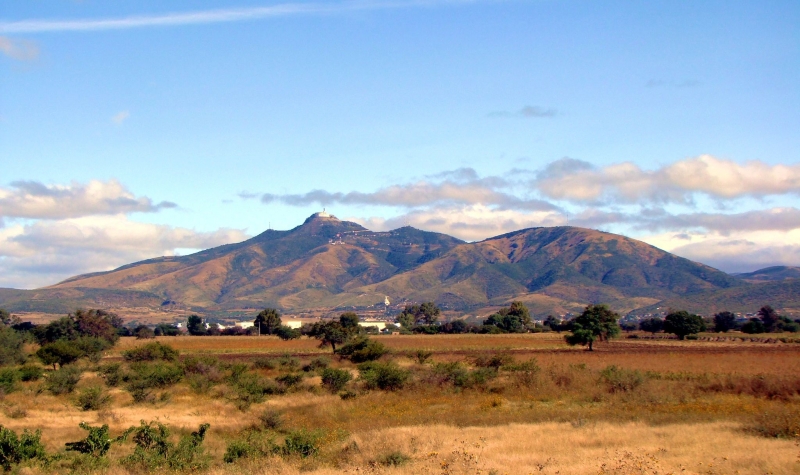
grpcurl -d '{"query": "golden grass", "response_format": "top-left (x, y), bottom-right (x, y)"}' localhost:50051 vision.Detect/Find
top-left (5, 336), bottom-right (800, 474)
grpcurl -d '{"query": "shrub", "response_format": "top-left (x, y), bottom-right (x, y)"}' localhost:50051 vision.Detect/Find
top-left (504, 358), bottom-right (540, 387)
top-left (275, 373), bottom-right (304, 388)
top-left (76, 386), bottom-right (111, 411)
top-left (749, 406), bottom-right (800, 439)
top-left (122, 342), bottom-right (179, 362)
top-left (18, 364), bottom-right (43, 382)
top-left (600, 365), bottom-right (645, 393)
top-left (0, 369), bottom-right (19, 395)
top-left (0, 425), bottom-right (47, 471)
top-left (282, 430), bottom-right (320, 457)
top-left (302, 356), bottom-right (330, 372)
top-left (379, 451), bottom-right (411, 466)
top-left (473, 353), bottom-right (512, 369)
top-left (232, 373), bottom-right (282, 410)
top-left (337, 337), bottom-right (388, 363)
top-left (358, 362), bottom-right (409, 391)
top-left (412, 350), bottom-right (433, 364)
top-left (125, 362), bottom-right (184, 403)
top-left (46, 366), bottom-right (82, 395)
top-left (223, 432), bottom-right (277, 463)
top-left (277, 355), bottom-right (300, 370)
top-left (97, 362), bottom-right (122, 387)
top-left (120, 420), bottom-right (210, 471)
top-left (321, 368), bottom-right (352, 393)
top-left (252, 357), bottom-right (277, 370)
top-left (275, 325), bottom-right (301, 340)
top-left (65, 422), bottom-right (113, 457)
top-left (258, 408), bottom-right (284, 431)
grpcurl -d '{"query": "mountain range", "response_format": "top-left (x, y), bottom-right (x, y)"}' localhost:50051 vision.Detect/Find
top-left (2, 212), bottom-right (798, 317)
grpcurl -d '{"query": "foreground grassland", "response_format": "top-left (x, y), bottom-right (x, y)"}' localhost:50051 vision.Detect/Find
top-left (2, 333), bottom-right (799, 474)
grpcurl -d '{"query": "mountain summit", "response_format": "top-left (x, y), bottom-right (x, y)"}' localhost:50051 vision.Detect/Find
top-left (1, 214), bottom-right (756, 315)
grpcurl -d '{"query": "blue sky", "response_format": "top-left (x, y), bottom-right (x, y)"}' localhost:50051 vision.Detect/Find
top-left (1, 0), bottom-right (798, 288)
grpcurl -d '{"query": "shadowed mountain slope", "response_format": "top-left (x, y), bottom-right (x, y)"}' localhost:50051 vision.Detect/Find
top-left (733, 266), bottom-right (800, 283)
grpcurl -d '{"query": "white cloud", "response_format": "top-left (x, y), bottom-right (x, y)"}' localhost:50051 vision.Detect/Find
top-left (111, 110), bottom-right (130, 125)
top-left (352, 205), bottom-right (567, 242)
top-left (0, 179), bottom-right (175, 220)
top-left (0, 36), bottom-right (38, 61)
top-left (0, 215), bottom-right (249, 288)
top-left (535, 155), bottom-right (800, 204)
top-left (639, 229), bottom-right (800, 273)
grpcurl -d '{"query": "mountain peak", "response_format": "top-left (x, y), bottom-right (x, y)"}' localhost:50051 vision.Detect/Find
top-left (303, 209), bottom-right (339, 224)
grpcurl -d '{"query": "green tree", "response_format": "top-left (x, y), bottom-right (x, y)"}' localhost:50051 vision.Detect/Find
top-left (73, 309), bottom-right (121, 344)
top-left (639, 317), bottom-right (664, 334)
top-left (396, 313), bottom-right (415, 329)
top-left (663, 310), bottom-right (706, 340)
top-left (275, 325), bottom-right (301, 340)
top-left (307, 321), bottom-right (350, 353)
top-left (339, 312), bottom-right (360, 329)
top-left (740, 318), bottom-right (766, 334)
top-left (564, 304), bottom-right (621, 351)
top-left (757, 305), bottom-right (779, 332)
top-left (713, 311), bottom-right (737, 333)
top-left (0, 308), bottom-right (19, 327)
top-left (0, 326), bottom-right (26, 367)
top-left (187, 315), bottom-right (206, 336)
top-left (254, 308), bottom-right (282, 335)
top-left (396, 302), bottom-right (441, 326)
top-left (37, 339), bottom-right (84, 369)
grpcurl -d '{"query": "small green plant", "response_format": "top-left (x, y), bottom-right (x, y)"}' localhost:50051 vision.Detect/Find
top-left (0, 425), bottom-right (47, 471)
top-left (76, 386), bottom-right (111, 411)
top-left (223, 431), bottom-right (277, 463)
top-left (46, 365), bottom-right (82, 395)
top-left (275, 373), bottom-right (304, 388)
top-left (0, 368), bottom-right (19, 394)
top-left (65, 423), bottom-right (114, 457)
top-left (600, 365), bottom-right (645, 393)
top-left (413, 350), bottom-right (433, 364)
top-left (282, 430), bottom-right (320, 457)
top-left (302, 356), bottom-right (330, 372)
top-left (252, 357), bottom-right (277, 370)
top-left (120, 420), bottom-right (210, 471)
top-left (122, 342), bottom-right (179, 362)
top-left (321, 368), bottom-right (352, 393)
top-left (337, 337), bottom-right (388, 363)
top-left (473, 353), bottom-right (512, 369)
top-left (379, 451), bottom-right (411, 466)
top-left (18, 364), bottom-right (43, 382)
top-left (97, 362), bottom-right (122, 386)
top-left (358, 361), bottom-right (409, 391)
top-left (277, 355), bottom-right (300, 370)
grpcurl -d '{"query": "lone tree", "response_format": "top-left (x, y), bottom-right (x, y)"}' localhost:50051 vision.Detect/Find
top-left (713, 311), bottom-right (737, 333)
top-left (307, 321), bottom-right (350, 353)
top-left (339, 312), bottom-right (360, 330)
top-left (663, 310), bottom-right (706, 340)
top-left (757, 305), bottom-right (779, 332)
top-left (254, 308), bottom-right (282, 335)
top-left (564, 304), bottom-right (621, 351)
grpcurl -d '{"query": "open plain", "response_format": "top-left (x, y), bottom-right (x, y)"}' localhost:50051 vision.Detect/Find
top-left (2, 333), bottom-right (798, 474)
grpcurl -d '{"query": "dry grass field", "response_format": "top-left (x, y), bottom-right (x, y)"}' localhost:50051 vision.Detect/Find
top-left (1, 333), bottom-right (798, 474)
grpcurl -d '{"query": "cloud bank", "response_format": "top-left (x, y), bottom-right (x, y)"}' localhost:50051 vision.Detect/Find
top-left (0, 179), bottom-right (247, 288)
top-left (255, 155), bottom-right (800, 272)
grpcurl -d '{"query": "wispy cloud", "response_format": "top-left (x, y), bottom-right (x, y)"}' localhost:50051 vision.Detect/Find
top-left (0, 35), bottom-right (38, 60)
top-left (0, 0), bottom-right (481, 34)
top-left (111, 110), bottom-right (130, 125)
top-left (488, 105), bottom-right (556, 118)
